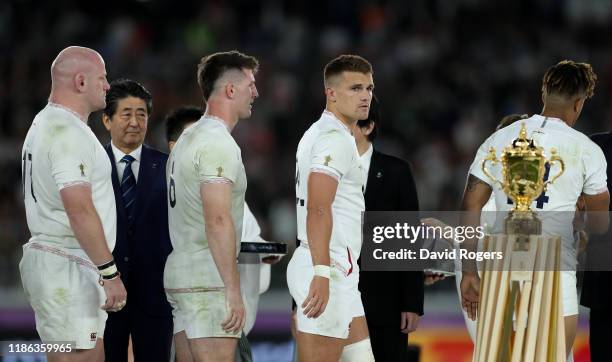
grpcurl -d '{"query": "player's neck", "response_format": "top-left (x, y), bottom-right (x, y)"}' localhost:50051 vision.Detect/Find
top-left (48, 92), bottom-right (90, 123)
top-left (540, 107), bottom-right (572, 126)
top-left (204, 102), bottom-right (237, 132)
top-left (324, 105), bottom-right (357, 130)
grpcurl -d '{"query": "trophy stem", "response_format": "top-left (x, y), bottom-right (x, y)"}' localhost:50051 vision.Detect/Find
top-left (505, 210), bottom-right (542, 237)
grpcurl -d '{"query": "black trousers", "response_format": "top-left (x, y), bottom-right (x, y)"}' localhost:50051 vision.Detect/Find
top-left (235, 332), bottom-right (253, 362)
top-left (103, 303), bottom-right (173, 362)
top-left (368, 325), bottom-right (416, 362)
top-left (590, 308), bottom-right (612, 362)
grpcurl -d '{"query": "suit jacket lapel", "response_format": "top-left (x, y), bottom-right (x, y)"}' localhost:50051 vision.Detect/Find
top-left (365, 149), bottom-right (383, 200)
top-left (132, 144), bottom-right (158, 224)
top-left (105, 143), bottom-right (128, 221)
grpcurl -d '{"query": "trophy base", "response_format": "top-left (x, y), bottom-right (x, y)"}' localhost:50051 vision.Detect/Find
top-left (475, 234), bottom-right (565, 362)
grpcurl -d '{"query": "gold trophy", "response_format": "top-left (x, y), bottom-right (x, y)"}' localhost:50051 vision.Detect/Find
top-left (474, 123), bottom-right (567, 362)
top-left (482, 123), bottom-right (565, 234)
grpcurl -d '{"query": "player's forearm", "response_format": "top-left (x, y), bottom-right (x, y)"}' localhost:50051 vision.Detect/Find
top-left (584, 191), bottom-right (611, 234)
top-left (460, 175), bottom-right (490, 256)
top-left (306, 206), bottom-right (332, 266)
top-left (459, 206), bottom-right (482, 253)
top-left (65, 200), bottom-right (114, 265)
top-left (205, 214), bottom-right (240, 292)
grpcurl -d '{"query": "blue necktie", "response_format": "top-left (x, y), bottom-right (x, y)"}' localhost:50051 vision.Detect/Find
top-left (120, 155), bottom-right (137, 223)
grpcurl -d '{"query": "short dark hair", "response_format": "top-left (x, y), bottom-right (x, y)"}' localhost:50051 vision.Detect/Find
top-left (356, 94), bottom-right (380, 142)
top-left (164, 106), bottom-right (203, 143)
top-left (197, 50), bottom-right (259, 101)
top-left (103, 78), bottom-right (153, 118)
top-left (324, 55), bottom-right (373, 86)
top-left (541, 60), bottom-right (597, 100)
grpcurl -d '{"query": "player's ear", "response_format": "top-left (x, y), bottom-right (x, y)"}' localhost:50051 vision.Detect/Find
top-left (225, 83), bottom-right (235, 99)
top-left (74, 73), bottom-right (86, 92)
top-left (325, 86), bottom-right (336, 102)
top-left (573, 97), bottom-right (584, 113)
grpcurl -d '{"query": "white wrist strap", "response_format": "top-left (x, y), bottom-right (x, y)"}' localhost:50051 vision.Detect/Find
top-left (314, 265), bottom-right (331, 279)
top-left (99, 264), bottom-right (118, 277)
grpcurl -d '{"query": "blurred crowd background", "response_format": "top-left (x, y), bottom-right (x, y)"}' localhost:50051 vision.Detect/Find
top-left (1, 0), bottom-right (611, 359)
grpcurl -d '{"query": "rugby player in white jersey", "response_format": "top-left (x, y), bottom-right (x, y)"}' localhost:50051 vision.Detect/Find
top-left (460, 60), bottom-right (610, 359)
top-left (20, 46), bottom-right (127, 362)
top-left (164, 51), bottom-right (258, 361)
top-left (165, 105), bottom-right (281, 362)
top-left (287, 55), bottom-right (375, 362)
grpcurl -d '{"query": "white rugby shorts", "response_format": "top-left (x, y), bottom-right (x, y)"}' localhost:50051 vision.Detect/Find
top-left (287, 245), bottom-right (364, 339)
top-left (19, 242), bottom-right (107, 350)
top-left (164, 249), bottom-right (242, 339)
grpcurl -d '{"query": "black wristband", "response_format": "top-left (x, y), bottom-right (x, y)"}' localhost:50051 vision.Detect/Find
top-left (97, 260), bottom-right (115, 271)
top-left (102, 271), bottom-right (120, 280)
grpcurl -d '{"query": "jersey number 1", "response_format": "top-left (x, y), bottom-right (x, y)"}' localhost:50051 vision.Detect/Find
top-left (169, 161), bottom-right (176, 208)
top-left (22, 151), bottom-right (36, 202)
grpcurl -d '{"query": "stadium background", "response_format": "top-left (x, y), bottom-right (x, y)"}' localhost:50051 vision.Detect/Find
top-left (1, 0), bottom-right (609, 360)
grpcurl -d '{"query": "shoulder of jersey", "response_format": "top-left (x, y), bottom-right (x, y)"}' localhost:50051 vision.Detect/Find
top-left (490, 118), bottom-right (589, 144)
top-left (316, 114), bottom-right (346, 132)
top-left (317, 119), bottom-right (353, 146)
top-left (189, 120), bottom-right (231, 141)
top-left (42, 107), bottom-right (88, 137)
top-left (559, 124), bottom-right (601, 150)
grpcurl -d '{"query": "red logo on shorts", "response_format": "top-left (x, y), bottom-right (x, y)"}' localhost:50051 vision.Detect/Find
top-left (90, 332), bottom-right (97, 341)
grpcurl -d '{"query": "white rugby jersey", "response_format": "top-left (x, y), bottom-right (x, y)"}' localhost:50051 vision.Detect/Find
top-left (295, 110), bottom-right (365, 268)
top-left (469, 114), bottom-right (607, 268)
top-left (22, 103), bottom-right (116, 251)
top-left (470, 114), bottom-right (607, 211)
top-left (165, 115), bottom-right (246, 288)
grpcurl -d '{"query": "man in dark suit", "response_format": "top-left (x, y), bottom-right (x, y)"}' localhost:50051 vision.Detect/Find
top-left (581, 132), bottom-right (612, 362)
top-left (356, 96), bottom-right (424, 361)
top-left (101, 79), bottom-right (173, 361)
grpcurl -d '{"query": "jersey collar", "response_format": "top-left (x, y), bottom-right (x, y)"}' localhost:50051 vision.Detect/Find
top-left (203, 114), bottom-right (231, 133)
top-left (322, 109), bottom-right (352, 134)
top-left (48, 102), bottom-right (87, 123)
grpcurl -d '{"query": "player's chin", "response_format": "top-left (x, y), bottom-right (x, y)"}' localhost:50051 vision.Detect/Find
top-left (356, 108), bottom-right (369, 119)
top-left (96, 99), bottom-right (107, 111)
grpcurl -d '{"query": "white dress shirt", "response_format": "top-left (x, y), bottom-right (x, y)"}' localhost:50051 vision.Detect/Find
top-left (111, 142), bottom-right (142, 182)
top-left (359, 144), bottom-right (374, 191)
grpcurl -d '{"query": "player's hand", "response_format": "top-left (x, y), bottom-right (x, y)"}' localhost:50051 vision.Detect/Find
top-left (400, 312), bottom-right (420, 334)
top-left (100, 277), bottom-right (127, 312)
top-left (262, 255), bottom-right (282, 264)
top-left (302, 276), bottom-right (329, 319)
top-left (460, 271), bottom-right (480, 320)
top-left (424, 273), bottom-right (446, 285)
top-left (221, 288), bottom-right (245, 334)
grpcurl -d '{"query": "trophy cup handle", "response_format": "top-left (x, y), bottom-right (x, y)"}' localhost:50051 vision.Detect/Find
top-left (544, 149), bottom-right (565, 189)
top-left (481, 147), bottom-right (504, 189)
